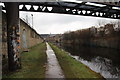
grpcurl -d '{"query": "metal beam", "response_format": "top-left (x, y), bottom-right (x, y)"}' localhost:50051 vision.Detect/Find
top-left (19, 2), bottom-right (120, 19)
top-left (5, 2), bottom-right (21, 71)
top-left (2, 2), bottom-right (120, 19)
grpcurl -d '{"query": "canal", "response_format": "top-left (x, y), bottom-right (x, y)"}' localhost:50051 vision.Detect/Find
top-left (55, 42), bottom-right (120, 79)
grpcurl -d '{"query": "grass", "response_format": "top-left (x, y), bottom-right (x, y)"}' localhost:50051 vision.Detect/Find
top-left (3, 42), bottom-right (47, 78)
top-left (49, 43), bottom-right (105, 80)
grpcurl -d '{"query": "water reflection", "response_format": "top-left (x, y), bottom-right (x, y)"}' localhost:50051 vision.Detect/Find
top-left (59, 43), bottom-right (120, 78)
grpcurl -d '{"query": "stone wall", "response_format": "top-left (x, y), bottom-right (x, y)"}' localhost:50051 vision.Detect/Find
top-left (2, 12), bottom-right (43, 58)
top-left (20, 19), bottom-right (43, 52)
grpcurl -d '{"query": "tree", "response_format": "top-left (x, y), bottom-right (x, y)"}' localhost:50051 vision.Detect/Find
top-left (96, 20), bottom-right (107, 28)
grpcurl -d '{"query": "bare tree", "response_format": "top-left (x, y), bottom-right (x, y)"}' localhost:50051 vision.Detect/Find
top-left (96, 19), bottom-right (107, 28)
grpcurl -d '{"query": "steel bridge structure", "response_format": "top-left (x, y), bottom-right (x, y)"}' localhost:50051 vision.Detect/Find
top-left (1, 1), bottom-right (120, 71)
top-left (3, 2), bottom-right (120, 19)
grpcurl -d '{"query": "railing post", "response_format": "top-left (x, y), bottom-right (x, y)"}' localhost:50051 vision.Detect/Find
top-left (5, 3), bottom-right (21, 71)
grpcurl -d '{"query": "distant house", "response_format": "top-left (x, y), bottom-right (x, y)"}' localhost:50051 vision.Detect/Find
top-left (46, 34), bottom-right (62, 43)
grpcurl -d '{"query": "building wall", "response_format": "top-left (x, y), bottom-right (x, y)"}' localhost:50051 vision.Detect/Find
top-left (20, 20), bottom-right (43, 51)
top-left (2, 12), bottom-right (43, 58)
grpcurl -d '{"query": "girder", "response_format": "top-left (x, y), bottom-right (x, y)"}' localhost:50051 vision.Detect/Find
top-left (2, 2), bottom-right (120, 19)
top-left (20, 2), bottom-right (120, 19)
top-left (94, 2), bottom-right (120, 7)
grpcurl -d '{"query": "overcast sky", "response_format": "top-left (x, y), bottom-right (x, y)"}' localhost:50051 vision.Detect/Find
top-left (20, 11), bottom-right (117, 34)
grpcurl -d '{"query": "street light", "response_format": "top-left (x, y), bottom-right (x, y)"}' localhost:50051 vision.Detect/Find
top-left (31, 14), bottom-right (33, 28)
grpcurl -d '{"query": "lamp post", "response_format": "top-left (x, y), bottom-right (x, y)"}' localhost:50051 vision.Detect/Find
top-left (31, 14), bottom-right (33, 28)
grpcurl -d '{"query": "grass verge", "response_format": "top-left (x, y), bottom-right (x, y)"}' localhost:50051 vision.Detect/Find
top-left (49, 43), bottom-right (105, 79)
top-left (3, 42), bottom-right (47, 78)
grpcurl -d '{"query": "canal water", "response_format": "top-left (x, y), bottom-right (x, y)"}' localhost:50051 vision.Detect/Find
top-left (55, 43), bottom-right (120, 79)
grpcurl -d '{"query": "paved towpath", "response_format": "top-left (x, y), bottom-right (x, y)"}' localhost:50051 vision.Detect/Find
top-left (45, 42), bottom-right (65, 78)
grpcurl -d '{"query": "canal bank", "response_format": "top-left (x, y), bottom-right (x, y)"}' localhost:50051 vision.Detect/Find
top-left (49, 43), bottom-right (104, 79)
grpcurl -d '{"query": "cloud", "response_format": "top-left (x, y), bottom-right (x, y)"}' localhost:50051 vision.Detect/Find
top-left (20, 11), bottom-right (117, 34)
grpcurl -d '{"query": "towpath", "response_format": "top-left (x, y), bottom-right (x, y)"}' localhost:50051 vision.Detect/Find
top-left (45, 42), bottom-right (65, 78)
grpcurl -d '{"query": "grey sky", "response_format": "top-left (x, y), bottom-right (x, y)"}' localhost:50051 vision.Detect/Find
top-left (20, 11), bottom-right (117, 34)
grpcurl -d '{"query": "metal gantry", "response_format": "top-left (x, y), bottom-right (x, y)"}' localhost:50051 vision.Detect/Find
top-left (2, 1), bottom-right (120, 71)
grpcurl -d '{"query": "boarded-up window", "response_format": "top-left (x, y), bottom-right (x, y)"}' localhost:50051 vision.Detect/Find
top-left (31, 30), bottom-right (35, 38)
